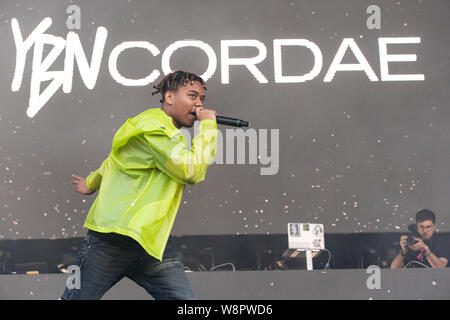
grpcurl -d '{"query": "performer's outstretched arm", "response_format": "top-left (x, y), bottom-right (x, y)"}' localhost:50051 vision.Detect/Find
top-left (71, 158), bottom-right (108, 194)
top-left (70, 172), bottom-right (96, 195)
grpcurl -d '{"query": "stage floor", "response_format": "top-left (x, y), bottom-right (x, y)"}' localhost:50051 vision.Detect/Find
top-left (1, 268), bottom-right (449, 300)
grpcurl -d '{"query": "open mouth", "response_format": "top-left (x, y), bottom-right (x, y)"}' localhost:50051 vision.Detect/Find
top-left (189, 111), bottom-right (197, 119)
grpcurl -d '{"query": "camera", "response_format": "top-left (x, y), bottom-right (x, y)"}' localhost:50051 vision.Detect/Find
top-left (404, 224), bottom-right (419, 246)
top-left (405, 234), bottom-right (418, 246)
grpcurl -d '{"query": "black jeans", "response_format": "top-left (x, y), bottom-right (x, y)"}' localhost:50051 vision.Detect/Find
top-left (61, 230), bottom-right (195, 300)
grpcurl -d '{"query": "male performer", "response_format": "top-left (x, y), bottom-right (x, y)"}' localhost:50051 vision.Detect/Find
top-left (61, 70), bottom-right (217, 299)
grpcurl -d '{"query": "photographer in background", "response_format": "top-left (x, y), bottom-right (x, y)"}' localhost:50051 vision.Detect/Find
top-left (391, 209), bottom-right (448, 269)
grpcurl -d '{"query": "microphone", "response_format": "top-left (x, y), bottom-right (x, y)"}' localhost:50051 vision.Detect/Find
top-left (216, 115), bottom-right (249, 127)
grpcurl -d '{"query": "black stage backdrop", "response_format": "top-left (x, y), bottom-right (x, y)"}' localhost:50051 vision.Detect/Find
top-left (1, 0), bottom-right (449, 240)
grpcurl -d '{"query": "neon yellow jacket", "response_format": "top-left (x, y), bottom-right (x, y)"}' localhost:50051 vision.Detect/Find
top-left (83, 108), bottom-right (218, 260)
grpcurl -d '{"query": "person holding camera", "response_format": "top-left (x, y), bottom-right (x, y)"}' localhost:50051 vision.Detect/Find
top-left (391, 209), bottom-right (448, 268)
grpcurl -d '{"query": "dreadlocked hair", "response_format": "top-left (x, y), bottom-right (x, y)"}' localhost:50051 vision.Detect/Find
top-left (152, 70), bottom-right (207, 103)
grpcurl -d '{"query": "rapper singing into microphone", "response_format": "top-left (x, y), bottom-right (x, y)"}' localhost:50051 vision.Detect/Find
top-left (61, 70), bottom-right (217, 300)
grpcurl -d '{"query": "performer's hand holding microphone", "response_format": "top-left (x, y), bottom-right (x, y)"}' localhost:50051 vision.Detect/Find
top-left (195, 107), bottom-right (217, 122)
top-left (194, 107), bottom-right (249, 127)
